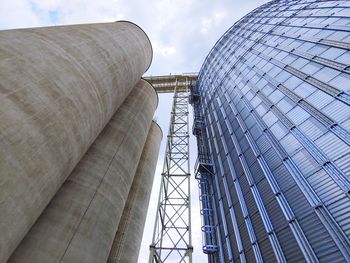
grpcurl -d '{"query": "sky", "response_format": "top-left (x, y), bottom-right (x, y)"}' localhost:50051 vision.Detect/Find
top-left (0, 0), bottom-right (270, 262)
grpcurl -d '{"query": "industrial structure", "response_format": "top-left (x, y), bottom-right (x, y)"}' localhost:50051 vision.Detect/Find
top-left (192, 0), bottom-right (350, 262)
top-left (0, 19), bottom-right (198, 263)
top-left (1, 0), bottom-right (350, 262)
top-left (146, 74), bottom-right (197, 93)
top-left (108, 121), bottom-right (163, 263)
top-left (146, 74), bottom-right (196, 263)
top-left (0, 21), bottom-right (161, 263)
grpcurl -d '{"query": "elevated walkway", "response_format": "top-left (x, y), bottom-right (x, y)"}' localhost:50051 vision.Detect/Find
top-left (144, 73), bottom-right (197, 93)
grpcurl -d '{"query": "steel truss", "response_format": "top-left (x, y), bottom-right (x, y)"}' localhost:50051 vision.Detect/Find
top-left (149, 81), bottom-right (193, 263)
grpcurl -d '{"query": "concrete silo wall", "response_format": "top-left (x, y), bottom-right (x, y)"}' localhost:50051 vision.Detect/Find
top-left (0, 22), bottom-right (152, 262)
top-left (108, 121), bottom-right (162, 263)
top-left (8, 79), bottom-right (158, 263)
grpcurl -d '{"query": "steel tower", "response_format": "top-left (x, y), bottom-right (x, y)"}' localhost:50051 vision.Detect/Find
top-left (146, 75), bottom-right (196, 263)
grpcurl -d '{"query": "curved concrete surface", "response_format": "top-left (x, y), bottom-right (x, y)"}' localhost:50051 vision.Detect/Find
top-left (107, 121), bottom-right (162, 263)
top-left (0, 22), bottom-right (152, 262)
top-left (8, 79), bottom-right (158, 263)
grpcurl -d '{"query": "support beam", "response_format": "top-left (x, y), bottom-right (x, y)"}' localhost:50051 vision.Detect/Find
top-left (149, 77), bottom-right (194, 263)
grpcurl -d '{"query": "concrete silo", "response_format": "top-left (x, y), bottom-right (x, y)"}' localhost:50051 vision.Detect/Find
top-left (9, 79), bottom-right (158, 263)
top-left (0, 22), bottom-right (152, 262)
top-left (108, 121), bottom-right (162, 263)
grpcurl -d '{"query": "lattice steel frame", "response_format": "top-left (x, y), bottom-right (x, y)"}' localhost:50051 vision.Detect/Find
top-left (149, 80), bottom-right (193, 263)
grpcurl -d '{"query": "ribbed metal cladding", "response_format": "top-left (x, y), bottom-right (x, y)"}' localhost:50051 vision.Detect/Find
top-left (195, 0), bottom-right (350, 262)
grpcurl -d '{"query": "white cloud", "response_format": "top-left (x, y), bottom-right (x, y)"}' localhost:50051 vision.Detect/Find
top-left (153, 42), bottom-right (176, 57)
top-left (30, 0), bottom-right (63, 10)
top-left (200, 11), bottom-right (227, 34)
top-left (0, 0), bottom-right (41, 29)
top-left (0, 0), bottom-right (270, 75)
top-left (214, 11), bottom-right (225, 21)
top-left (200, 17), bottom-right (212, 34)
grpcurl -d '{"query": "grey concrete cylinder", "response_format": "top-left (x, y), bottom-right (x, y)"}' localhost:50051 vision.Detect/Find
top-left (107, 121), bottom-right (162, 263)
top-left (0, 22), bottom-right (152, 263)
top-left (8, 79), bottom-right (158, 263)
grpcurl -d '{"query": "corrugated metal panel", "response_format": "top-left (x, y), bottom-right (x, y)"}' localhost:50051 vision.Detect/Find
top-left (275, 226), bottom-right (306, 263)
top-left (251, 95), bottom-right (262, 109)
top-left (233, 158), bottom-right (245, 178)
top-left (221, 239), bottom-right (230, 263)
top-left (272, 163), bottom-right (295, 191)
top-left (262, 111), bottom-right (278, 127)
top-left (245, 190), bottom-right (258, 216)
top-left (293, 82), bottom-right (316, 98)
top-left (334, 153), bottom-right (350, 176)
top-left (250, 211), bottom-right (267, 242)
top-left (240, 106), bottom-right (251, 121)
top-left (286, 106), bottom-right (311, 126)
top-left (226, 134), bottom-right (235, 154)
top-left (250, 124), bottom-right (263, 140)
top-left (258, 237), bottom-right (276, 262)
top-left (317, 251), bottom-right (347, 263)
top-left (222, 193), bottom-right (230, 219)
top-left (327, 196), bottom-right (350, 239)
top-left (269, 89), bottom-right (285, 104)
top-left (291, 149), bottom-right (319, 176)
top-left (263, 147), bottom-right (281, 171)
top-left (250, 160), bottom-right (265, 184)
top-left (230, 184), bottom-right (240, 207)
top-left (226, 211), bottom-right (235, 242)
top-left (276, 96), bottom-right (295, 114)
top-left (216, 204), bottom-right (231, 263)
top-left (314, 132), bottom-right (349, 161)
top-left (298, 212), bottom-right (344, 261)
top-left (244, 148), bottom-right (257, 167)
top-left (306, 90), bottom-right (334, 110)
top-left (298, 117), bottom-right (328, 141)
top-left (236, 100), bottom-right (246, 113)
top-left (322, 100), bottom-right (349, 123)
top-left (245, 248), bottom-right (256, 263)
top-left (256, 178), bottom-right (275, 205)
top-left (238, 173), bottom-right (251, 195)
top-left (218, 177), bottom-right (228, 200)
top-left (265, 199), bottom-right (287, 231)
top-left (229, 233), bottom-right (240, 263)
top-left (230, 149), bottom-right (240, 163)
top-left (196, 0), bottom-right (350, 260)
top-left (235, 127), bottom-right (245, 142)
top-left (284, 184), bottom-right (313, 219)
top-left (340, 117), bottom-right (350, 132)
top-left (256, 134), bottom-right (272, 154)
top-left (280, 133), bottom-right (302, 155)
top-left (245, 115), bottom-right (257, 130)
top-left (256, 103), bottom-right (269, 117)
top-left (240, 136), bottom-right (250, 153)
top-left (238, 222), bottom-right (252, 253)
top-left (225, 166), bottom-right (235, 189)
top-left (307, 169), bottom-right (344, 204)
top-left (234, 203), bottom-right (245, 228)
top-left (269, 121), bottom-right (289, 140)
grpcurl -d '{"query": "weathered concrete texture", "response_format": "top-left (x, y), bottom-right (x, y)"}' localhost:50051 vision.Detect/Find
top-left (107, 121), bottom-right (162, 263)
top-left (8, 79), bottom-right (158, 263)
top-left (0, 22), bottom-right (152, 262)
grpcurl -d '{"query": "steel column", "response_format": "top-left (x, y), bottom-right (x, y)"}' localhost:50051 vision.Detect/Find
top-left (149, 79), bottom-right (193, 263)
